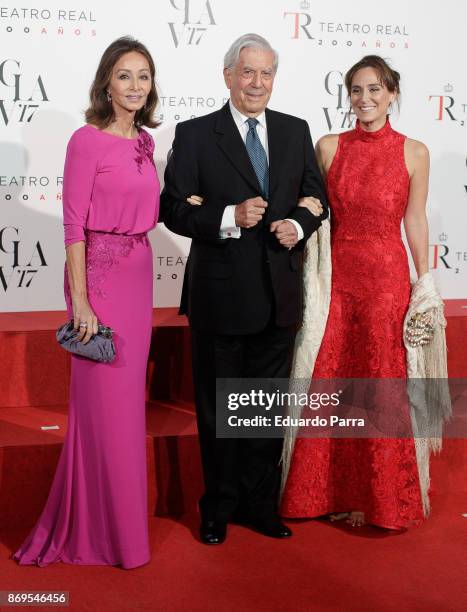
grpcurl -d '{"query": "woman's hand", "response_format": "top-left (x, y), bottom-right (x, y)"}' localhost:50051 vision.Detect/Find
top-left (65, 241), bottom-right (97, 344)
top-left (72, 295), bottom-right (98, 344)
top-left (298, 196), bottom-right (323, 217)
top-left (186, 195), bottom-right (204, 206)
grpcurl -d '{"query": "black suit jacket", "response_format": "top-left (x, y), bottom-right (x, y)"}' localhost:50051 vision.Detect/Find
top-left (160, 102), bottom-right (328, 335)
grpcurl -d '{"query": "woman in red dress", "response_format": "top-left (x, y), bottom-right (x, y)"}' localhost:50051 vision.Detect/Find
top-left (281, 56), bottom-right (430, 529)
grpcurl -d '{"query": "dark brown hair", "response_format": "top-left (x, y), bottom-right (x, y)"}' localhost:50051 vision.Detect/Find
top-left (345, 55), bottom-right (400, 100)
top-left (85, 36), bottom-right (159, 129)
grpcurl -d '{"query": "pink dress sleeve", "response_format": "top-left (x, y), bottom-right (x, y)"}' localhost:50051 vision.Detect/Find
top-left (62, 129), bottom-right (98, 247)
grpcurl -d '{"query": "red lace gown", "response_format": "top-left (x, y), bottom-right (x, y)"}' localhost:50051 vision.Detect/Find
top-left (281, 119), bottom-right (425, 529)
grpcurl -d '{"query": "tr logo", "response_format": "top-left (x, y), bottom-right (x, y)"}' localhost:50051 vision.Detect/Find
top-left (430, 234), bottom-right (467, 275)
top-left (283, 9), bottom-right (313, 40)
top-left (430, 243), bottom-right (451, 270)
top-left (429, 85), bottom-right (465, 125)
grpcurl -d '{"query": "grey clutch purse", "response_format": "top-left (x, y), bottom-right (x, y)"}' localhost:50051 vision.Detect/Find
top-left (56, 320), bottom-right (116, 363)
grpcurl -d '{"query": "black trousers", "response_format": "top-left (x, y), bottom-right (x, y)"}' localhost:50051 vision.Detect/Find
top-left (191, 321), bottom-right (296, 523)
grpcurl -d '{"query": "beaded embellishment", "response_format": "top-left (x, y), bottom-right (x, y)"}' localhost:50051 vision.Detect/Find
top-left (85, 231), bottom-right (149, 299)
top-left (405, 311), bottom-right (435, 347)
top-left (134, 130), bottom-right (155, 174)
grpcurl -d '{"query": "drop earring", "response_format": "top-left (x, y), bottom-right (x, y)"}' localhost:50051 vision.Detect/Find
top-left (106, 91), bottom-right (112, 102)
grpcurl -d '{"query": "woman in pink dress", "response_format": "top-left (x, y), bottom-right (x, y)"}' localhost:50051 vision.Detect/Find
top-left (13, 37), bottom-right (160, 568)
top-left (282, 56), bottom-right (430, 530)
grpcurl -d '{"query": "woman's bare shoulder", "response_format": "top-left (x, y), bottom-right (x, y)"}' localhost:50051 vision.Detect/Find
top-left (316, 133), bottom-right (340, 153)
top-left (405, 138), bottom-right (430, 160)
top-left (316, 133), bottom-right (339, 173)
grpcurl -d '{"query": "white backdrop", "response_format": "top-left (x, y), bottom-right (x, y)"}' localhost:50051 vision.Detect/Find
top-left (1, 0), bottom-right (466, 311)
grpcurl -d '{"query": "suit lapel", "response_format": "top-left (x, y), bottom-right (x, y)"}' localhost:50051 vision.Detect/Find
top-left (214, 103), bottom-right (262, 194)
top-left (265, 108), bottom-right (285, 201)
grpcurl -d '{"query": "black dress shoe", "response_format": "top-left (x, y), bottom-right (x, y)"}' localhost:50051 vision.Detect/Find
top-left (200, 520), bottom-right (227, 545)
top-left (248, 517), bottom-right (292, 539)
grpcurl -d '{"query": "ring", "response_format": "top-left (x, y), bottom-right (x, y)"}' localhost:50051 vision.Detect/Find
top-left (79, 322), bottom-right (88, 328)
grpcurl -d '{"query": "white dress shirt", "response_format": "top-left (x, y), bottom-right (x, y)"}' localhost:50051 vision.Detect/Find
top-left (219, 100), bottom-right (303, 241)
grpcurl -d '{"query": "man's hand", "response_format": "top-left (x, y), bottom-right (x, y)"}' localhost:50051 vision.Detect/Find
top-left (234, 197), bottom-right (268, 228)
top-left (270, 220), bottom-right (299, 249)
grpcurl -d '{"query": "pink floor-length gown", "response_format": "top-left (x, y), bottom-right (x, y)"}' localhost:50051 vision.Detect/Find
top-left (13, 124), bottom-right (160, 568)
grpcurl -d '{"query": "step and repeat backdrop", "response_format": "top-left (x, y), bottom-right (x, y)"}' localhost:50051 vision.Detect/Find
top-left (1, 0), bottom-right (466, 311)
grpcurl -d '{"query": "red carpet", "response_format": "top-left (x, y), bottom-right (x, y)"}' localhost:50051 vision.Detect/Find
top-left (1, 467), bottom-right (467, 612)
top-left (1, 306), bottom-right (467, 611)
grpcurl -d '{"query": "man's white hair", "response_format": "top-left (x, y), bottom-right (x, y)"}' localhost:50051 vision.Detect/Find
top-left (224, 33), bottom-right (279, 72)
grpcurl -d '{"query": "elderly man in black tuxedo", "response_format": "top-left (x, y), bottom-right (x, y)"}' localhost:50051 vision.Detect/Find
top-left (160, 33), bottom-right (328, 544)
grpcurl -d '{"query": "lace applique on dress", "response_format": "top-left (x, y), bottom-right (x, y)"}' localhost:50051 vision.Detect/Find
top-left (134, 131), bottom-right (155, 174)
top-left (85, 231), bottom-right (148, 299)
